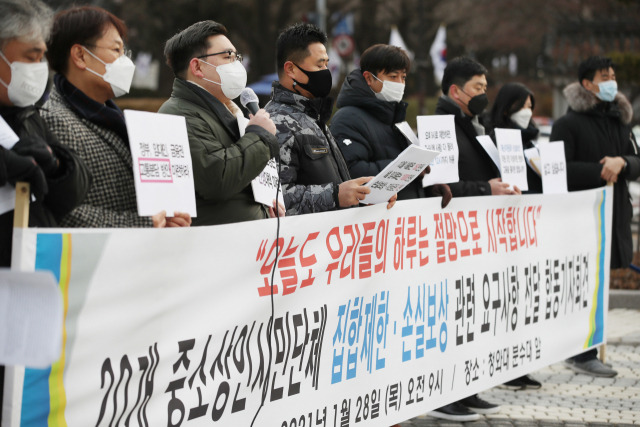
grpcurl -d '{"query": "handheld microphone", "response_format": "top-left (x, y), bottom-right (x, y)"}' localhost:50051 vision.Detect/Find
top-left (240, 87), bottom-right (260, 115)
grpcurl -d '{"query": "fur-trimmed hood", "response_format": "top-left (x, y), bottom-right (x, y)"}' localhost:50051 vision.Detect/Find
top-left (563, 82), bottom-right (633, 124)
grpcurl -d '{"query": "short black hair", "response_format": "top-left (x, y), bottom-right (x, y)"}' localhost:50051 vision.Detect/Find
top-left (489, 82), bottom-right (535, 128)
top-left (275, 22), bottom-right (327, 78)
top-left (441, 57), bottom-right (487, 95)
top-left (164, 20), bottom-right (228, 78)
top-left (360, 44), bottom-right (410, 76)
top-left (47, 6), bottom-right (127, 75)
top-left (578, 56), bottom-right (614, 84)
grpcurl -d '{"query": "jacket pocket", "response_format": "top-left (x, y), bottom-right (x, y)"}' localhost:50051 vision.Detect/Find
top-left (300, 134), bottom-right (329, 160)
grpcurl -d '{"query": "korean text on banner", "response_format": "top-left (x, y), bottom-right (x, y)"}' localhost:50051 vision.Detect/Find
top-left (6, 187), bottom-right (612, 426)
top-left (124, 109), bottom-right (197, 216)
top-left (417, 115), bottom-right (459, 186)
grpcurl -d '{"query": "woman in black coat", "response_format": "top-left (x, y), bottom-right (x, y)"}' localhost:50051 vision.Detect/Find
top-left (486, 82), bottom-right (542, 194)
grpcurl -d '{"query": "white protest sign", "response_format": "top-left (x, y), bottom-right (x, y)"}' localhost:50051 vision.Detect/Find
top-left (495, 128), bottom-right (529, 191)
top-left (395, 121), bottom-right (419, 146)
top-left (417, 115), bottom-right (459, 186)
top-left (5, 187), bottom-right (613, 426)
top-left (476, 135), bottom-right (500, 169)
top-left (124, 110), bottom-right (197, 216)
top-left (539, 140), bottom-right (568, 194)
top-left (238, 115), bottom-right (286, 208)
top-left (0, 116), bottom-right (20, 215)
top-left (363, 144), bottom-right (439, 204)
top-left (251, 158), bottom-right (285, 207)
top-left (0, 186), bottom-right (16, 216)
top-left (0, 269), bottom-right (62, 368)
top-left (0, 115), bottom-right (19, 149)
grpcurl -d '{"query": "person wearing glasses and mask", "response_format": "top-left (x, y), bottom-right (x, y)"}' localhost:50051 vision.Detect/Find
top-left (41, 6), bottom-right (190, 229)
top-left (0, 0), bottom-right (91, 267)
top-left (331, 44), bottom-right (452, 208)
top-left (265, 24), bottom-right (396, 215)
top-left (159, 20), bottom-right (281, 226)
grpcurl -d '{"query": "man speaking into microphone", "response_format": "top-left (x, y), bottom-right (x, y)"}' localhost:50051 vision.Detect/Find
top-left (159, 20), bottom-right (280, 226)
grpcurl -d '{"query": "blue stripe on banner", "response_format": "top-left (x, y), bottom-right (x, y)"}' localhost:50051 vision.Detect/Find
top-left (593, 190), bottom-right (606, 345)
top-left (20, 234), bottom-right (63, 426)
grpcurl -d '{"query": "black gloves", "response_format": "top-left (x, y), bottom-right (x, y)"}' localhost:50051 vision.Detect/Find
top-left (1, 147), bottom-right (48, 200)
top-left (12, 137), bottom-right (59, 177)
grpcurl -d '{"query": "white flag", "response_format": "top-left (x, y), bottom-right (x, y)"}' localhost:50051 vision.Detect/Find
top-left (389, 26), bottom-right (414, 61)
top-left (430, 25), bottom-right (447, 86)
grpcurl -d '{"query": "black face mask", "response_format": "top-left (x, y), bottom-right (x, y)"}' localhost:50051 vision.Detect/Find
top-left (458, 87), bottom-right (489, 116)
top-left (467, 93), bottom-right (489, 116)
top-left (293, 63), bottom-right (332, 99)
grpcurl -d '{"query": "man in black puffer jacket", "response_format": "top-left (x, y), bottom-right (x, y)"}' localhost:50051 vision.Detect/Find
top-left (331, 44), bottom-right (451, 206)
top-left (551, 56), bottom-right (640, 378)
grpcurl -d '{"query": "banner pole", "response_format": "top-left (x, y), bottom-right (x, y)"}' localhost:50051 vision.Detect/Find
top-left (12, 182), bottom-right (30, 229)
top-left (3, 181), bottom-right (31, 427)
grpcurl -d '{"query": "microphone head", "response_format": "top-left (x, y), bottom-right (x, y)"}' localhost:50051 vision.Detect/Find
top-left (240, 87), bottom-right (259, 109)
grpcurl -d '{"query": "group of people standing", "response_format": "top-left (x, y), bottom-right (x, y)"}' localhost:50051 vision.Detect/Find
top-left (1, 0), bottom-right (638, 423)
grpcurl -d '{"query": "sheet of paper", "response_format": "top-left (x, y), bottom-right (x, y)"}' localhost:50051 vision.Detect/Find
top-left (0, 269), bottom-right (62, 367)
top-left (251, 158), bottom-right (285, 208)
top-left (125, 110), bottom-right (197, 217)
top-left (0, 185), bottom-right (16, 215)
top-left (417, 115), bottom-right (459, 186)
top-left (539, 140), bottom-right (568, 194)
top-left (0, 115), bottom-right (19, 149)
top-left (394, 121), bottom-right (419, 146)
top-left (476, 135), bottom-right (500, 169)
top-left (362, 145), bottom-right (439, 205)
top-left (495, 128), bottom-right (529, 191)
top-left (524, 147), bottom-right (541, 176)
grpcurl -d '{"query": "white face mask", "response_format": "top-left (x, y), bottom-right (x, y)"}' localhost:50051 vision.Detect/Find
top-left (371, 73), bottom-right (405, 103)
top-left (199, 59), bottom-right (247, 100)
top-left (83, 47), bottom-right (135, 98)
top-left (510, 108), bottom-right (532, 129)
top-left (0, 51), bottom-right (49, 107)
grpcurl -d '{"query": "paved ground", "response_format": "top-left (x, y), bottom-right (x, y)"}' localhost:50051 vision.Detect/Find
top-left (400, 308), bottom-right (640, 426)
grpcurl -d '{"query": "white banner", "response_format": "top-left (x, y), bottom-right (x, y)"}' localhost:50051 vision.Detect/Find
top-left (5, 187), bottom-right (612, 426)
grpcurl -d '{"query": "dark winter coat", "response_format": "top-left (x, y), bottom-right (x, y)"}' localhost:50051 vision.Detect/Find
top-left (435, 96), bottom-right (499, 197)
top-left (159, 78), bottom-right (279, 226)
top-left (330, 69), bottom-right (423, 200)
top-left (550, 82), bottom-right (640, 269)
top-left (265, 82), bottom-right (351, 215)
top-left (0, 105), bottom-right (91, 267)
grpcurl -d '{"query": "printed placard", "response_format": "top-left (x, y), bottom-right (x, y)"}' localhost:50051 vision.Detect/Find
top-left (124, 109), bottom-right (197, 216)
top-left (495, 128), bottom-right (529, 191)
top-left (539, 141), bottom-right (568, 194)
top-left (251, 158), bottom-right (285, 207)
top-left (363, 145), bottom-right (439, 204)
top-left (417, 115), bottom-right (459, 186)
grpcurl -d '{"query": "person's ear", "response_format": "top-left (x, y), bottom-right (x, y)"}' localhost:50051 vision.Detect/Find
top-left (283, 61), bottom-right (297, 80)
top-left (362, 71), bottom-right (376, 87)
top-left (69, 44), bottom-right (88, 70)
top-left (581, 78), bottom-right (595, 91)
top-left (449, 84), bottom-right (461, 100)
top-left (189, 58), bottom-right (204, 78)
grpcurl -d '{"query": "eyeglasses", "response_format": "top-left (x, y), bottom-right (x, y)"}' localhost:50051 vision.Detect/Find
top-left (85, 44), bottom-right (132, 59)
top-left (197, 50), bottom-right (243, 63)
